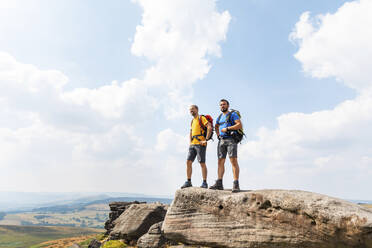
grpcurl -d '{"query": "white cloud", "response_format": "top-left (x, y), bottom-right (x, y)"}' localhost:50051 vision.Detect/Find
top-left (61, 79), bottom-right (158, 119)
top-left (0, 52), bottom-right (68, 93)
top-left (240, 0), bottom-right (372, 199)
top-left (0, 1), bottom-right (19, 10)
top-left (131, 0), bottom-right (229, 61)
top-left (290, 0), bottom-right (372, 91)
top-left (0, 0), bottom-right (230, 194)
top-left (63, 0), bottom-right (231, 120)
top-left (155, 128), bottom-right (188, 153)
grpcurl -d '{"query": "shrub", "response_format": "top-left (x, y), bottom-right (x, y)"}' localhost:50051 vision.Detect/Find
top-left (78, 238), bottom-right (94, 248)
top-left (34, 215), bottom-right (51, 220)
top-left (96, 233), bottom-right (107, 241)
top-left (102, 240), bottom-right (127, 248)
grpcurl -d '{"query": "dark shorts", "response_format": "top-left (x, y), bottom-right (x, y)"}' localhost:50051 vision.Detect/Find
top-left (218, 138), bottom-right (238, 159)
top-left (187, 145), bottom-right (206, 163)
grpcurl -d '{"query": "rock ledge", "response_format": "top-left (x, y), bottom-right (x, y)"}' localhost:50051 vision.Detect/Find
top-left (163, 188), bottom-right (372, 248)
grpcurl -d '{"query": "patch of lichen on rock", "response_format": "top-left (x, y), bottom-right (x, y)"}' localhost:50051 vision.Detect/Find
top-left (102, 240), bottom-right (127, 248)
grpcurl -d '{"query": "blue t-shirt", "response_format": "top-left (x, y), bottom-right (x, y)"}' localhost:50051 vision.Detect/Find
top-left (217, 111), bottom-right (240, 137)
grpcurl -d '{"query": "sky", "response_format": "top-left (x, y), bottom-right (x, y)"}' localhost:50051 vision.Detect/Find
top-left (0, 0), bottom-right (371, 200)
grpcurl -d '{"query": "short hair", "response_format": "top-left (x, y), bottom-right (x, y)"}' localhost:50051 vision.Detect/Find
top-left (190, 104), bottom-right (198, 110)
top-left (220, 99), bottom-right (229, 106)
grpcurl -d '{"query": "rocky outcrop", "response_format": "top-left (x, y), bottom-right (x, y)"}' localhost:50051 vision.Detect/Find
top-left (104, 201), bottom-right (145, 234)
top-left (137, 221), bottom-right (167, 248)
top-left (109, 202), bottom-right (168, 243)
top-left (163, 188), bottom-right (372, 248)
top-left (87, 239), bottom-right (101, 248)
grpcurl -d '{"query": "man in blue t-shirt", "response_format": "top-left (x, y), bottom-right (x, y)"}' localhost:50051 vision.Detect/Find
top-left (210, 99), bottom-right (242, 192)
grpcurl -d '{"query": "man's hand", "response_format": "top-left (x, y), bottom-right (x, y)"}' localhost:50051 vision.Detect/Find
top-left (200, 140), bottom-right (207, 146)
top-left (221, 127), bottom-right (228, 133)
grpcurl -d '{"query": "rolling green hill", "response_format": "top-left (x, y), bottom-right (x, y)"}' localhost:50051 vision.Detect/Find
top-left (0, 196), bottom-right (172, 229)
top-left (0, 203), bottom-right (109, 228)
top-left (0, 225), bottom-right (102, 248)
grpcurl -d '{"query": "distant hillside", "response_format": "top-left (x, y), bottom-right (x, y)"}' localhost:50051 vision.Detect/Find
top-left (0, 192), bottom-right (168, 212)
top-left (0, 196), bottom-right (172, 228)
top-left (353, 200), bottom-right (372, 204)
top-left (0, 225), bottom-right (102, 248)
top-left (30, 196), bottom-right (172, 213)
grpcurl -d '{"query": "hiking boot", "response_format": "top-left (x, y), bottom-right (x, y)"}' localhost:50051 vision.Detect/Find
top-left (209, 179), bottom-right (224, 190)
top-left (181, 180), bottom-right (192, 189)
top-left (232, 180), bottom-right (240, 193)
top-left (200, 181), bottom-right (208, 189)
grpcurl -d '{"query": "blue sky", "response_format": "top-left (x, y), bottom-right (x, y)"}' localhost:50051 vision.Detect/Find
top-left (0, 0), bottom-right (354, 128)
top-left (197, 0), bottom-right (354, 132)
top-left (0, 0), bottom-right (371, 200)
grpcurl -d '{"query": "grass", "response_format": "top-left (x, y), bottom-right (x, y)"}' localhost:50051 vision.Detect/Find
top-left (78, 237), bottom-right (95, 248)
top-left (77, 233), bottom-right (107, 248)
top-left (0, 225), bottom-right (102, 248)
top-left (30, 235), bottom-right (97, 248)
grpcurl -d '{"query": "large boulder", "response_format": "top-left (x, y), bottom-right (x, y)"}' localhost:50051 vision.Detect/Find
top-left (109, 203), bottom-right (168, 243)
top-left (137, 221), bottom-right (167, 248)
top-left (104, 201), bottom-right (145, 234)
top-left (163, 188), bottom-right (372, 248)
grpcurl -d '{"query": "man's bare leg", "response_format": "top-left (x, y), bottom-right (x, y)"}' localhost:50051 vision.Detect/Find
top-left (218, 158), bottom-right (226, 179)
top-left (209, 158), bottom-right (225, 190)
top-left (200, 162), bottom-right (207, 181)
top-left (181, 160), bottom-right (194, 189)
top-left (200, 162), bottom-right (208, 188)
top-left (187, 160), bottom-right (193, 179)
top-left (229, 157), bottom-right (239, 181)
top-left (230, 157), bottom-right (240, 192)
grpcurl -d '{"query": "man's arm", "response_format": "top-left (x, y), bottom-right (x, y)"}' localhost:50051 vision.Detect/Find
top-left (221, 112), bottom-right (242, 132)
top-left (215, 123), bottom-right (220, 138)
top-left (190, 129), bottom-right (192, 143)
top-left (227, 119), bottom-right (242, 131)
top-left (206, 122), bottom-right (212, 140)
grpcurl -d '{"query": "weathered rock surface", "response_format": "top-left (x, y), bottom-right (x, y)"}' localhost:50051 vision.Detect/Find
top-left (137, 221), bottom-right (167, 248)
top-left (104, 201), bottom-right (145, 234)
top-left (163, 188), bottom-right (372, 248)
top-left (68, 244), bottom-right (80, 248)
top-left (109, 202), bottom-right (168, 242)
top-left (87, 239), bottom-right (101, 248)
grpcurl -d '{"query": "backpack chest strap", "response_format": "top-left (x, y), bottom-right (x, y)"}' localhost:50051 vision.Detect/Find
top-left (192, 134), bottom-right (204, 142)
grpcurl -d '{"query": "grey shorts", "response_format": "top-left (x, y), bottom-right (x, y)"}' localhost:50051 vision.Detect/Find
top-left (187, 145), bottom-right (206, 163)
top-left (218, 138), bottom-right (238, 159)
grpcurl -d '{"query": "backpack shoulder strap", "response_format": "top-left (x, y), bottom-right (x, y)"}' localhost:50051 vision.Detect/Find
top-left (226, 110), bottom-right (234, 125)
top-left (216, 113), bottom-right (223, 125)
top-left (199, 115), bottom-right (205, 130)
